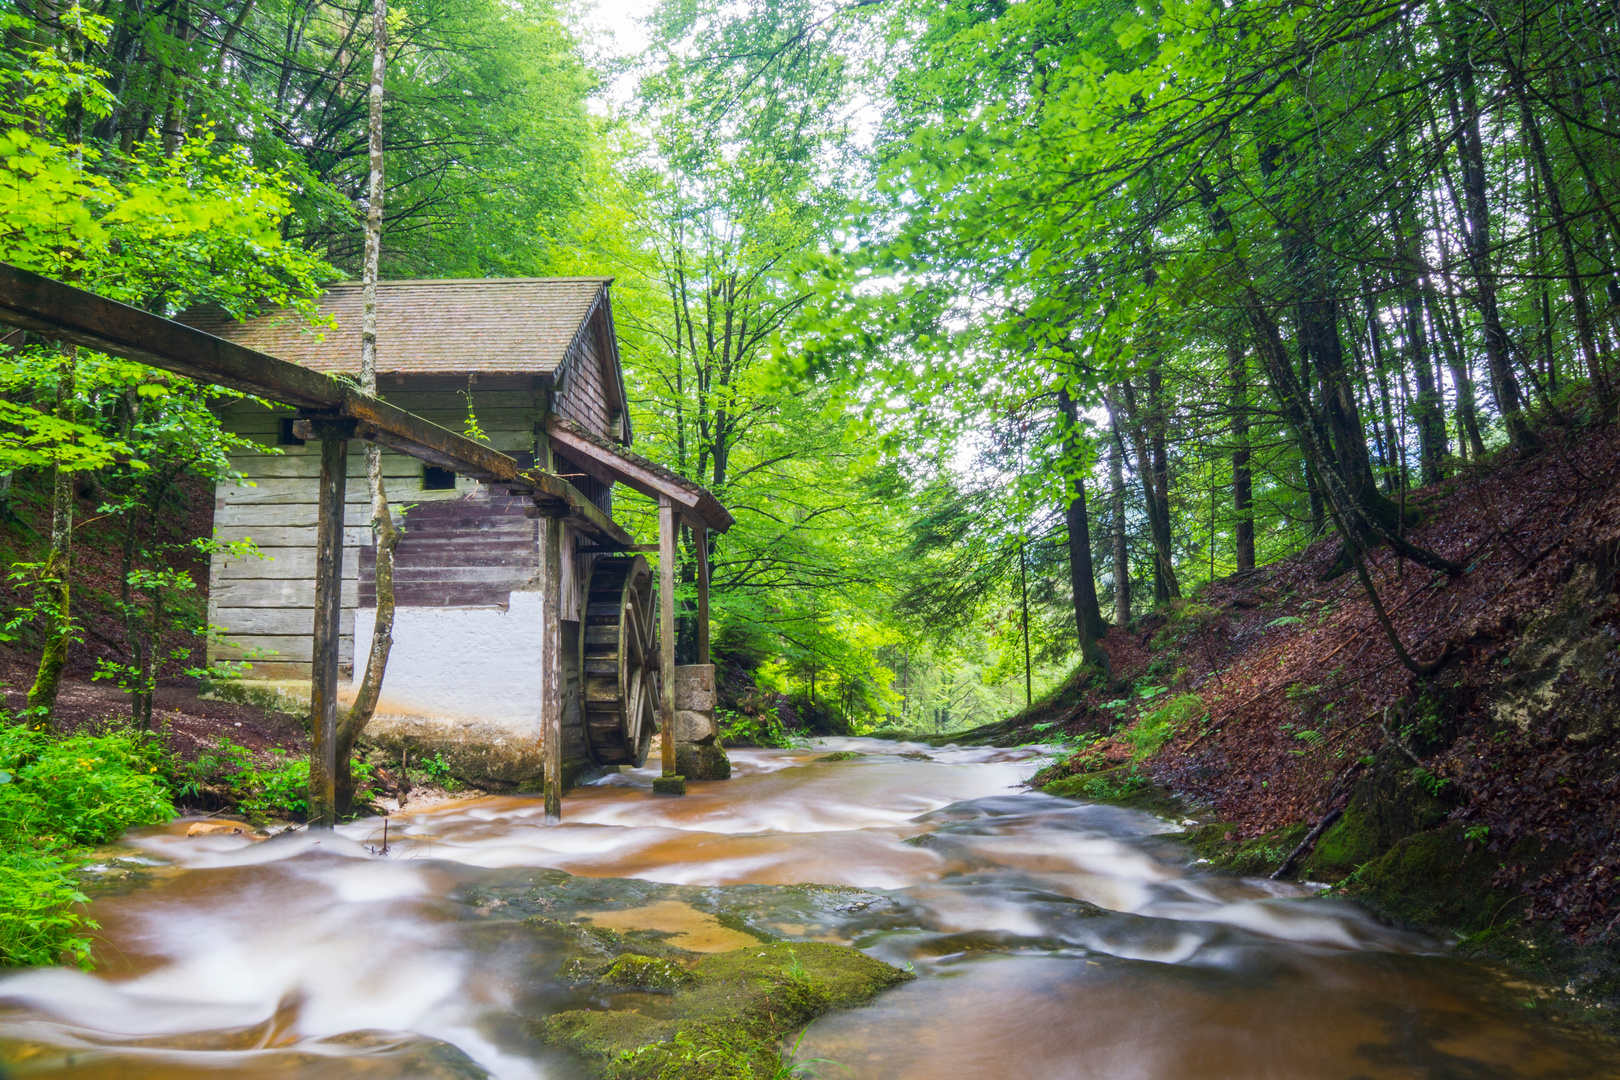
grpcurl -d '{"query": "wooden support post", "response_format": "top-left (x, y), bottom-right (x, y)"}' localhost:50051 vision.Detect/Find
top-left (694, 525), bottom-right (710, 666)
top-left (658, 496), bottom-right (679, 784)
top-left (542, 514), bottom-right (564, 822)
top-left (307, 421), bottom-right (354, 828)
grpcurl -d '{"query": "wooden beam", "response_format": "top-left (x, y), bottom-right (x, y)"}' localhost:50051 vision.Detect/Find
top-left (694, 525), bottom-right (710, 666)
top-left (519, 469), bottom-right (635, 549)
top-left (549, 421), bottom-right (700, 509)
top-left (307, 423), bottom-right (354, 828)
top-left (542, 516), bottom-right (564, 823)
top-left (658, 496), bottom-right (678, 780)
top-left (0, 263), bottom-right (634, 547)
top-left (0, 261), bottom-right (342, 410)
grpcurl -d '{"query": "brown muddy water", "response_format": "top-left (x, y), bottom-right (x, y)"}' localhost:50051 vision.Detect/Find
top-left (2, 738), bottom-right (1617, 1079)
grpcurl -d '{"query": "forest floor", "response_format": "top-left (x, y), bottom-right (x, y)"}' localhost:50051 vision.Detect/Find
top-left (921, 410), bottom-right (1620, 1034)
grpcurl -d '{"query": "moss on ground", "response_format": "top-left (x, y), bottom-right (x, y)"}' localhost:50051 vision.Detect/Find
top-left (561, 952), bottom-right (697, 993)
top-left (532, 939), bottom-right (912, 1080)
top-left (1040, 766), bottom-right (1185, 817)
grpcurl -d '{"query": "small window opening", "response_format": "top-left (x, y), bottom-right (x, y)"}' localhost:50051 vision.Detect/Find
top-left (278, 417), bottom-right (305, 446)
top-left (422, 465), bottom-right (457, 490)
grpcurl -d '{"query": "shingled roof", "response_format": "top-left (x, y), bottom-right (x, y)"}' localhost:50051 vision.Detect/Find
top-left (180, 277), bottom-right (613, 376)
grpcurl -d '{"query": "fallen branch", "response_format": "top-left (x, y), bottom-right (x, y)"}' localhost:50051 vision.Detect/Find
top-left (1271, 809), bottom-right (1344, 880)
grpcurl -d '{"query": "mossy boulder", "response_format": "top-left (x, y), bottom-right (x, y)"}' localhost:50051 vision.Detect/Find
top-left (813, 750), bottom-right (863, 762)
top-left (533, 940), bottom-right (913, 1080)
top-left (562, 953), bottom-right (698, 993)
top-left (1348, 823), bottom-right (1518, 933)
top-left (525, 915), bottom-right (691, 960)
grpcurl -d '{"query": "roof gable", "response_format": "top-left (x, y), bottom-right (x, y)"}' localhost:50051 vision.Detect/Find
top-left (181, 277), bottom-right (616, 378)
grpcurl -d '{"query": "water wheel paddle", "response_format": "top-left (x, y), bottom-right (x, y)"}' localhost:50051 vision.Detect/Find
top-left (579, 554), bottom-right (659, 768)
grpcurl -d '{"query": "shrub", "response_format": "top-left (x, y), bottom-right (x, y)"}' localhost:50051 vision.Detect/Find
top-left (236, 750), bottom-right (310, 818)
top-left (717, 707), bottom-right (796, 748)
top-left (0, 717), bottom-right (176, 969)
top-left (183, 737), bottom-right (369, 821)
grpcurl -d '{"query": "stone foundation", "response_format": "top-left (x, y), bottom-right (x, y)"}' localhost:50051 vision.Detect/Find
top-left (672, 664), bottom-right (730, 781)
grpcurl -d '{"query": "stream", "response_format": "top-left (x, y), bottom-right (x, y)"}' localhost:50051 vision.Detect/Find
top-left (2, 738), bottom-right (1617, 1079)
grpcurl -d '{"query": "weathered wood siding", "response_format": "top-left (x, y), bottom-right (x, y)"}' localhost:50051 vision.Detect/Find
top-left (209, 379), bottom-right (544, 680)
top-left (552, 312), bottom-right (614, 440)
top-left (358, 494), bottom-right (539, 608)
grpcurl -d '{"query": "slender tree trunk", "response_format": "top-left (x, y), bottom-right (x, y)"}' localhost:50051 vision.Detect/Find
top-left (1107, 401), bottom-right (1131, 628)
top-left (1018, 539), bottom-right (1031, 709)
top-left (1147, 365), bottom-right (1177, 600)
top-left (1229, 339), bottom-right (1255, 572)
top-left (1423, 280), bottom-right (1487, 458)
top-left (1119, 380), bottom-right (1178, 603)
top-left (1058, 389), bottom-right (1108, 643)
top-left (1295, 341), bottom-right (1327, 531)
top-left (27, 349), bottom-right (77, 722)
top-left (1448, 52), bottom-right (1537, 448)
top-left (336, 0), bottom-right (398, 815)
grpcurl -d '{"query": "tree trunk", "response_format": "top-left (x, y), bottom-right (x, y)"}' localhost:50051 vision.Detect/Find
top-left (336, 0), bottom-right (398, 815)
top-left (1424, 280), bottom-right (1487, 458)
top-left (1119, 378), bottom-right (1178, 603)
top-left (1108, 406), bottom-right (1131, 628)
top-left (1147, 365), bottom-right (1177, 600)
top-left (1058, 390), bottom-right (1108, 646)
top-left (1448, 51), bottom-right (1537, 449)
top-left (1228, 339), bottom-right (1255, 573)
top-left (1515, 86), bottom-right (1609, 396)
top-left (27, 349), bottom-right (77, 722)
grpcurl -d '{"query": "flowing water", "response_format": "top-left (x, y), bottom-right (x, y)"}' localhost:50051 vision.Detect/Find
top-left (2, 738), bottom-right (1616, 1079)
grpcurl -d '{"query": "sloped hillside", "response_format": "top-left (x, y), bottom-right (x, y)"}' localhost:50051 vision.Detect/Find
top-left (1011, 416), bottom-right (1620, 1020)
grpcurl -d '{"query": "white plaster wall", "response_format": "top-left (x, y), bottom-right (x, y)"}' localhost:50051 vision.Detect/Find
top-left (351, 591), bottom-right (544, 732)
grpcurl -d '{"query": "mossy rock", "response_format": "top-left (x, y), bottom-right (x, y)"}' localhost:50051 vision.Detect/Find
top-left (676, 742), bottom-right (732, 781)
top-left (563, 953), bottom-right (697, 993)
top-left (1299, 798), bottom-right (1384, 881)
top-left (1347, 823), bottom-right (1517, 933)
top-left (813, 750), bottom-right (863, 762)
top-left (533, 940), bottom-right (912, 1080)
top-left (524, 916), bottom-right (691, 960)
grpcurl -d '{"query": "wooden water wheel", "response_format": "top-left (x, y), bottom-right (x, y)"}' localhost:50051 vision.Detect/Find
top-left (579, 554), bottom-right (659, 768)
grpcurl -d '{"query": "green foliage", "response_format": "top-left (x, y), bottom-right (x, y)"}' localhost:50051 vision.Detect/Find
top-left (180, 738), bottom-right (368, 823)
top-left (1122, 693), bottom-right (1204, 760)
top-left (415, 752), bottom-right (462, 792)
top-left (1082, 767), bottom-right (1146, 801)
top-left (0, 717), bottom-right (175, 968)
top-left (717, 708), bottom-right (796, 749)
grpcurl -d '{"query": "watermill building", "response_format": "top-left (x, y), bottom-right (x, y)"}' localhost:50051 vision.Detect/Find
top-left (183, 278), bottom-right (733, 790)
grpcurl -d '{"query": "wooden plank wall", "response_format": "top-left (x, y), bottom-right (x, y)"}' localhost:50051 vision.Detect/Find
top-left (210, 380), bottom-right (544, 680)
top-left (553, 321), bottom-right (613, 440)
